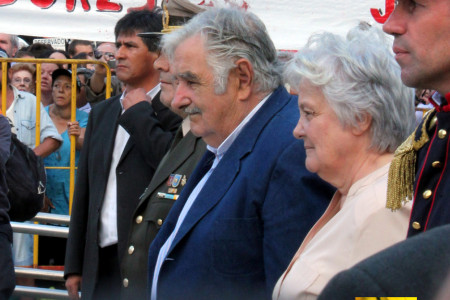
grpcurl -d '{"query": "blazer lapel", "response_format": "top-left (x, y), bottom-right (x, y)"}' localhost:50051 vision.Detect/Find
top-left (167, 86), bottom-right (292, 253)
top-left (101, 96), bottom-right (123, 172)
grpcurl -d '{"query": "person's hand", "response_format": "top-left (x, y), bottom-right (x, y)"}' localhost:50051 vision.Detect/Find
top-left (66, 275), bottom-right (82, 300)
top-left (67, 121), bottom-right (81, 137)
top-left (122, 88), bottom-right (151, 110)
top-left (93, 54), bottom-right (107, 77)
top-left (41, 195), bottom-right (55, 212)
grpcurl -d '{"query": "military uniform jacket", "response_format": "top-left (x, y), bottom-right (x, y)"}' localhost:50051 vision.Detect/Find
top-left (64, 93), bottom-right (181, 300)
top-left (409, 92), bottom-right (450, 237)
top-left (120, 129), bottom-right (206, 299)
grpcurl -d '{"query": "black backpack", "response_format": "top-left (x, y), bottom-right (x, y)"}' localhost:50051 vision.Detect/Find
top-left (6, 132), bottom-right (46, 221)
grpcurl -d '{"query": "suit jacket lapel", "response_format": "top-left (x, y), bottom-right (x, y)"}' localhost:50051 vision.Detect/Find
top-left (167, 86), bottom-right (292, 253)
top-left (101, 96), bottom-right (123, 173)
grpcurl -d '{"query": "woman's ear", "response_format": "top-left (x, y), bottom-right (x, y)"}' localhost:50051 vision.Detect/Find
top-left (352, 113), bottom-right (372, 136)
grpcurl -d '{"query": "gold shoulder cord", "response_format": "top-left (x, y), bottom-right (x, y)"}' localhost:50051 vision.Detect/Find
top-left (386, 109), bottom-right (435, 210)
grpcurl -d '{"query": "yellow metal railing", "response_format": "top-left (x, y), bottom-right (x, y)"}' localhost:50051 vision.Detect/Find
top-left (1, 57), bottom-right (112, 269)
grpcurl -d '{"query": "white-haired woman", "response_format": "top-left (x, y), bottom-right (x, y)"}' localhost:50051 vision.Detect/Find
top-left (273, 25), bottom-right (416, 300)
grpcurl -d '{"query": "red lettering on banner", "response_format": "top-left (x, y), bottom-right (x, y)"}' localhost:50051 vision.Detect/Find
top-left (0, 0), bottom-right (16, 6)
top-left (30, 0), bottom-right (55, 9)
top-left (97, 0), bottom-right (122, 12)
top-left (66, 0), bottom-right (90, 11)
top-left (371, 0), bottom-right (395, 24)
top-left (127, 0), bottom-right (155, 12)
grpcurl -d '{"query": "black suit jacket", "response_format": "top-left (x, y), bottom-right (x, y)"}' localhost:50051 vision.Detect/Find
top-left (64, 93), bottom-right (181, 300)
top-left (318, 224), bottom-right (450, 300)
top-left (120, 129), bottom-right (206, 299)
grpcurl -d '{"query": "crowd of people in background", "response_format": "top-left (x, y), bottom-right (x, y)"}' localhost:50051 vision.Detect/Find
top-left (0, 0), bottom-right (449, 299)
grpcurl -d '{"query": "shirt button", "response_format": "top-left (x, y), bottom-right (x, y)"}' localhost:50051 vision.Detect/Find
top-left (123, 278), bottom-right (129, 287)
top-left (432, 161), bottom-right (442, 168)
top-left (438, 129), bottom-right (447, 139)
top-left (412, 222), bottom-right (421, 230)
top-left (422, 190), bottom-right (432, 199)
top-left (136, 215), bottom-right (143, 224)
top-left (157, 219), bottom-right (163, 226)
top-left (128, 245), bottom-right (134, 255)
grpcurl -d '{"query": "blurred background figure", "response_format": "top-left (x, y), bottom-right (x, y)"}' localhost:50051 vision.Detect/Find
top-left (42, 49), bottom-right (71, 69)
top-left (414, 89), bottom-right (434, 125)
top-left (273, 25), bottom-right (415, 300)
top-left (84, 41), bottom-right (122, 106)
top-left (40, 62), bottom-right (60, 106)
top-left (68, 39), bottom-right (94, 59)
top-left (0, 33), bottom-right (19, 57)
top-left (39, 68), bottom-right (88, 268)
top-left (8, 63), bottom-right (36, 94)
top-left (76, 67), bottom-right (94, 113)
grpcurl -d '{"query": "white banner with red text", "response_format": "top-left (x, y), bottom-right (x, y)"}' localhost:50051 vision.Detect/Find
top-left (0, 0), bottom-right (394, 50)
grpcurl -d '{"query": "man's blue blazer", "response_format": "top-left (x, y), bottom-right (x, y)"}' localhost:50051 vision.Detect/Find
top-left (147, 86), bottom-right (334, 300)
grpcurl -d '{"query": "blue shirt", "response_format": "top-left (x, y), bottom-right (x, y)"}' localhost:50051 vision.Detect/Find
top-left (43, 107), bottom-right (88, 215)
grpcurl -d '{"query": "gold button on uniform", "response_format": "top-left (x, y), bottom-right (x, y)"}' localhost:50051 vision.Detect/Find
top-left (157, 219), bottom-right (163, 226)
top-left (136, 216), bottom-right (143, 224)
top-left (128, 245), bottom-right (134, 255)
top-left (123, 278), bottom-right (129, 287)
top-left (423, 190), bottom-right (432, 199)
top-left (412, 222), bottom-right (421, 230)
top-left (438, 129), bottom-right (447, 139)
top-left (429, 116), bottom-right (438, 130)
top-left (432, 161), bottom-right (442, 168)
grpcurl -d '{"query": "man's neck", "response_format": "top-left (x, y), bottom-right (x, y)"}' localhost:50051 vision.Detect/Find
top-left (125, 74), bottom-right (160, 93)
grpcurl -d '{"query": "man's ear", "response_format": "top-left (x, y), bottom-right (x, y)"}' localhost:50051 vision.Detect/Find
top-left (234, 58), bottom-right (253, 101)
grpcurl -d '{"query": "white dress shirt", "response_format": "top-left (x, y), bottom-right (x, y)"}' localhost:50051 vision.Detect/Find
top-left (98, 84), bottom-right (161, 247)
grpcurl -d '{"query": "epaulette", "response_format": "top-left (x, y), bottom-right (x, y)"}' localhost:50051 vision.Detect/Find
top-left (386, 109), bottom-right (436, 210)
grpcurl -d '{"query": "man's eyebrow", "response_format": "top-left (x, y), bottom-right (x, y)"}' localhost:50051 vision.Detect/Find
top-left (178, 71), bottom-right (200, 82)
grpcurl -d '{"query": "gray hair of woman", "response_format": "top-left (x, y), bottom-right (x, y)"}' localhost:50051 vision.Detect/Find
top-left (161, 7), bottom-right (282, 94)
top-left (285, 24), bottom-right (415, 153)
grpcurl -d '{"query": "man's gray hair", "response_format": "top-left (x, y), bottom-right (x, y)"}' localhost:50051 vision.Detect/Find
top-left (10, 34), bottom-right (19, 51)
top-left (161, 7), bottom-right (282, 94)
top-left (285, 24), bottom-right (415, 153)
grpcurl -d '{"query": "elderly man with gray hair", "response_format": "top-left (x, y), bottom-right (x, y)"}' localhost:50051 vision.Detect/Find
top-left (147, 7), bottom-right (334, 300)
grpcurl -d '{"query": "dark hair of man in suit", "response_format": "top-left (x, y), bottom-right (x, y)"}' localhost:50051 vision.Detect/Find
top-left (114, 9), bottom-right (163, 53)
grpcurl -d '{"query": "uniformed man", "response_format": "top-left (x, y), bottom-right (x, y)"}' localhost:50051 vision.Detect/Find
top-left (384, 0), bottom-right (450, 236)
top-left (119, 2), bottom-right (207, 299)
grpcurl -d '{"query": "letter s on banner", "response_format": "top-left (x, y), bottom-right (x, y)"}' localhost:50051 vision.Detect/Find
top-left (0, 0), bottom-right (16, 6)
top-left (371, 0), bottom-right (395, 24)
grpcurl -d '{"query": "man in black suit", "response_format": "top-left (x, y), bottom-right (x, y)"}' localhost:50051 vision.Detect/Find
top-left (64, 9), bottom-right (182, 300)
top-left (318, 224), bottom-right (450, 300)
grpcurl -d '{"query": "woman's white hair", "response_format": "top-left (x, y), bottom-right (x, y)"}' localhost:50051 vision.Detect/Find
top-left (161, 7), bottom-right (282, 94)
top-left (285, 23), bottom-right (415, 153)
